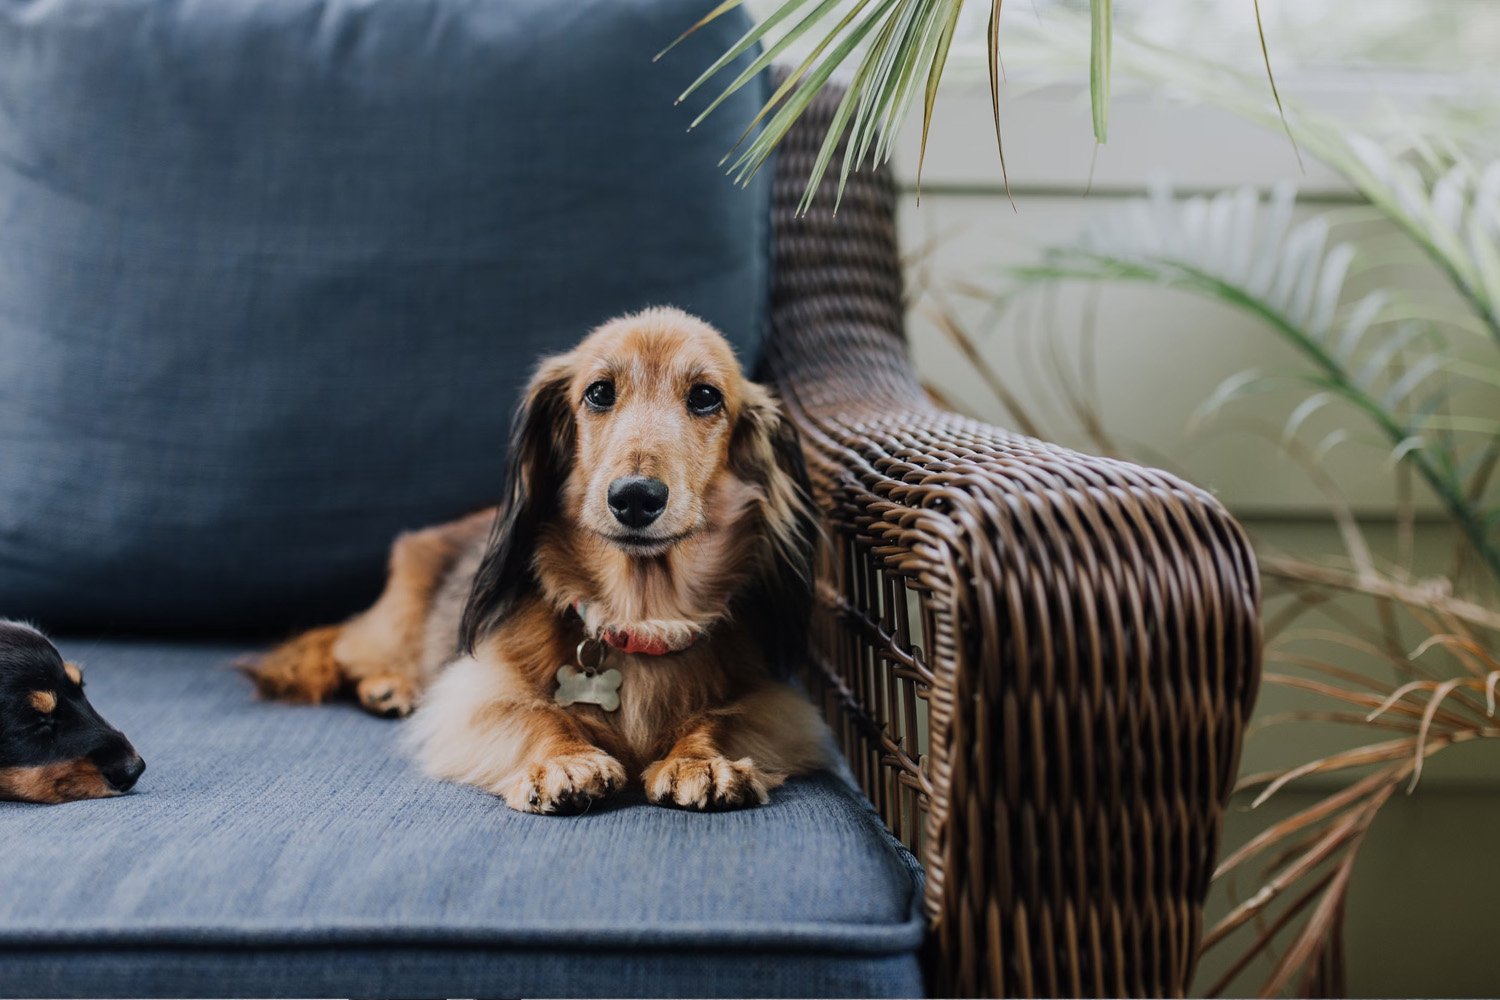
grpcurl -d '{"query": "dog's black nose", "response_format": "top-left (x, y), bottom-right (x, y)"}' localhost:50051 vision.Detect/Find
top-left (608, 476), bottom-right (668, 529)
top-left (102, 754), bottom-right (146, 793)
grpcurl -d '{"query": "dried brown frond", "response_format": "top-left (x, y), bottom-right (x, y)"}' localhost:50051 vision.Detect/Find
top-left (1258, 846), bottom-right (1362, 998)
top-left (1203, 795), bottom-right (1377, 949)
top-left (1215, 766), bottom-right (1409, 879)
top-left (1203, 866), bottom-right (1342, 996)
top-left (1261, 555), bottom-right (1500, 631)
top-left (1247, 710), bottom-right (1422, 736)
top-left (1208, 560), bottom-right (1500, 996)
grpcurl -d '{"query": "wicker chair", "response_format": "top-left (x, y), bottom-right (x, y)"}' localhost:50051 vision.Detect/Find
top-left (764, 81), bottom-right (1264, 998)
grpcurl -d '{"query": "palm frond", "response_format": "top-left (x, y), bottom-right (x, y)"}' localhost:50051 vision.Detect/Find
top-left (1005, 183), bottom-right (1500, 584)
top-left (1201, 573), bottom-right (1500, 996)
top-left (666, 0), bottom-right (1137, 211)
top-left (1088, 0), bottom-right (1110, 144)
top-left (1251, 0), bottom-right (1302, 173)
top-left (1006, 21), bottom-right (1500, 345)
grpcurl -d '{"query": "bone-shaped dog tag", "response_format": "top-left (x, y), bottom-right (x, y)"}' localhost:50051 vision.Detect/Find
top-left (554, 664), bottom-right (623, 712)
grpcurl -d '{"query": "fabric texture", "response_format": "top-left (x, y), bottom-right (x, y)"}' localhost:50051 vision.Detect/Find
top-left (0, 640), bottom-right (926, 998)
top-left (0, 0), bottom-right (772, 633)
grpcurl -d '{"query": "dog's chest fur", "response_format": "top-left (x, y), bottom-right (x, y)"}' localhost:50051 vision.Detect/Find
top-left (474, 594), bottom-right (749, 770)
top-left (592, 644), bottom-right (733, 764)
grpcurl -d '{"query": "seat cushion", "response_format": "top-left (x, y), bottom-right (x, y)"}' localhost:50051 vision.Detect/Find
top-left (0, 0), bottom-right (771, 633)
top-left (0, 641), bottom-right (925, 998)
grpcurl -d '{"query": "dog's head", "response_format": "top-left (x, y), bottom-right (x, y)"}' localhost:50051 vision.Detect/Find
top-left (0, 621), bottom-right (145, 804)
top-left (460, 308), bottom-right (817, 671)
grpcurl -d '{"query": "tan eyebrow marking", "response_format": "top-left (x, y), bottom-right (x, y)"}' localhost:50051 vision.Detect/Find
top-left (29, 691), bottom-right (57, 714)
top-left (63, 662), bottom-right (83, 686)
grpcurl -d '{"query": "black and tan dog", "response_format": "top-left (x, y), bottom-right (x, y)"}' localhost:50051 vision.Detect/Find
top-left (0, 620), bottom-right (145, 803)
top-left (248, 308), bottom-right (830, 814)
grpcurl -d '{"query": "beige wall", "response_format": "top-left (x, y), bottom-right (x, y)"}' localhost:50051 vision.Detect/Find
top-left (888, 81), bottom-right (1497, 996)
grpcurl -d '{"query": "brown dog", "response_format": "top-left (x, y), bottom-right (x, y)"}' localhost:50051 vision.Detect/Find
top-left (247, 308), bottom-right (829, 812)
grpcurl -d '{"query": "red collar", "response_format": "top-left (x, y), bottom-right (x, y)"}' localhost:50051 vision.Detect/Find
top-left (572, 602), bottom-right (699, 657)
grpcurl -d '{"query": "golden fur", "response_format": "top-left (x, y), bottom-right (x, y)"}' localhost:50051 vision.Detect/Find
top-left (0, 760), bottom-right (116, 804)
top-left (247, 308), bottom-right (828, 812)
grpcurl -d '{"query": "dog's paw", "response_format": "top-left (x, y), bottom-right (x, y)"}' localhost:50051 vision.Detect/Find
top-left (499, 750), bottom-right (626, 815)
top-left (643, 755), bottom-right (772, 811)
top-left (356, 674), bottom-right (418, 718)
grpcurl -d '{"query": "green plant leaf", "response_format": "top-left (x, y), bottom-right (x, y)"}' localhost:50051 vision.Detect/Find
top-left (916, 1), bottom-right (963, 197)
top-left (679, 0), bottom-right (838, 128)
top-left (725, 0), bottom-right (896, 193)
top-left (1000, 183), bottom-right (1500, 584)
top-left (1332, 293), bottom-right (1390, 362)
top-left (1252, 0), bottom-right (1304, 172)
top-left (797, 0), bottom-right (907, 214)
top-left (1089, 0), bottom-right (1111, 144)
top-left (986, 0), bottom-right (1010, 198)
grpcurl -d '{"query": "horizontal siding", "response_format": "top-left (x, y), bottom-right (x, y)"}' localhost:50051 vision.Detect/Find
top-left (897, 192), bottom-right (1465, 515)
top-left (888, 80), bottom-right (1357, 196)
top-left (883, 86), bottom-right (1483, 516)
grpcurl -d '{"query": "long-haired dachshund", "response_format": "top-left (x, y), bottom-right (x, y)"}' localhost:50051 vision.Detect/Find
top-left (248, 308), bottom-right (829, 812)
top-left (0, 620), bottom-right (145, 803)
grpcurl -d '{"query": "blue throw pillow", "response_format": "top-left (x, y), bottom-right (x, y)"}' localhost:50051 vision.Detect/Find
top-left (0, 0), bottom-right (769, 633)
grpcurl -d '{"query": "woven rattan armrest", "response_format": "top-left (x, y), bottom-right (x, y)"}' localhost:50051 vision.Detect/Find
top-left (760, 81), bottom-right (1263, 998)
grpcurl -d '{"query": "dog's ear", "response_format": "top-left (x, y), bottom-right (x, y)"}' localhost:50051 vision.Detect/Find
top-left (731, 385), bottom-right (819, 678)
top-left (459, 355), bottom-right (574, 653)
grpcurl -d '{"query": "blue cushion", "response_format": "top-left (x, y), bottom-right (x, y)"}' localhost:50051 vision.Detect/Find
top-left (0, 0), bottom-right (771, 633)
top-left (0, 640), bottom-right (925, 998)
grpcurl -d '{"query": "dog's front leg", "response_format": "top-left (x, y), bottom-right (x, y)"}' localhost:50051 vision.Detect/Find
top-left (644, 683), bottom-right (830, 811)
top-left (404, 655), bottom-right (625, 814)
top-left (643, 724), bottom-right (775, 810)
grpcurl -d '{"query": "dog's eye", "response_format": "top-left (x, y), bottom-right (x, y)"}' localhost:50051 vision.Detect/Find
top-left (583, 380), bottom-right (615, 410)
top-left (687, 384), bottom-right (723, 415)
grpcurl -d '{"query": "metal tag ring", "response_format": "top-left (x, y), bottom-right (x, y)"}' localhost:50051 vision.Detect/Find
top-left (576, 638), bottom-right (607, 673)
